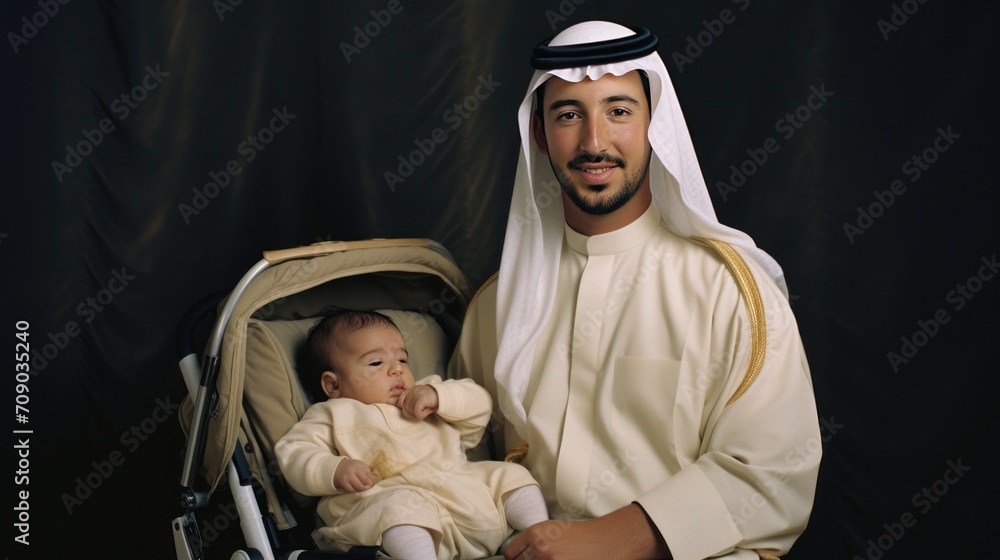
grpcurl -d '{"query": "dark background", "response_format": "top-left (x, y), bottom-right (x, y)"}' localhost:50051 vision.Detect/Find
top-left (3, 1), bottom-right (997, 558)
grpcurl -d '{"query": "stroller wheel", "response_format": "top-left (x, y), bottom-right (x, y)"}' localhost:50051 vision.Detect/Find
top-left (230, 549), bottom-right (266, 560)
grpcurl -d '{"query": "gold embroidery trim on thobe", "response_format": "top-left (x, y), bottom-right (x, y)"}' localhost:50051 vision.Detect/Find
top-left (504, 443), bottom-right (529, 464)
top-left (694, 237), bottom-right (768, 407)
top-left (469, 271), bottom-right (500, 310)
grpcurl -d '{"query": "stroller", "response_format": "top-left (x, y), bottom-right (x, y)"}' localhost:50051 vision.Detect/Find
top-left (172, 238), bottom-right (494, 560)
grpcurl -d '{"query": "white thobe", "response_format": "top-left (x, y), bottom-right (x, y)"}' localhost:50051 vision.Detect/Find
top-left (450, 204), bottom-right (821, 560)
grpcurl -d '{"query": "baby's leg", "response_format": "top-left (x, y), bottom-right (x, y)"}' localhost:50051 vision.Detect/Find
top-left (381, 524), bottom-right (437, 560)
top-left (503, 485), bottom-right (549, 530)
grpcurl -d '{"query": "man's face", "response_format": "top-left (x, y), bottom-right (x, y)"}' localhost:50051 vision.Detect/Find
top-left (534, 71), bottom-right (652, 216)
top-left (321, 324), bottom-right (415, 405)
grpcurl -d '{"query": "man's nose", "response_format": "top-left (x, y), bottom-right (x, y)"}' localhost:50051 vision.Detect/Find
top-left (580, 117), bottom-right (610, 154)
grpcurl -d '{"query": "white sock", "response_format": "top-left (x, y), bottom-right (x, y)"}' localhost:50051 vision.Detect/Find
top-left (381, 524), bottom-right (437, 560)
top-left (503, 485), bottom-right (549, 530)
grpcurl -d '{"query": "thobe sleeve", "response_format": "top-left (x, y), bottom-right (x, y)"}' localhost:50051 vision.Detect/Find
top-left (273, 402), bottom-right (347, 497)
top-left (636, 257), bottom-right (821, 560)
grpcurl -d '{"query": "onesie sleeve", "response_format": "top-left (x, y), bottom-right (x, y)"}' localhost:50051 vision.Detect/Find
top-left (427, 376), bottom-right (493, 450)
top-left (274, 401), bottom-right (348, 497)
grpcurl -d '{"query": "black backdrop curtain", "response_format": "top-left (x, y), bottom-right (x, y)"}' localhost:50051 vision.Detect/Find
top-left (3, 1), bottom-right (997, 558)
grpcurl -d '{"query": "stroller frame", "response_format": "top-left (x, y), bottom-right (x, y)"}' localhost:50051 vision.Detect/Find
top-left (172, 238), bottom-right (473, 560)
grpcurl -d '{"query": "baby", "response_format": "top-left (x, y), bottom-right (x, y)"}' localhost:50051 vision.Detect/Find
top-left (274, 309), bottom-right (548, 560)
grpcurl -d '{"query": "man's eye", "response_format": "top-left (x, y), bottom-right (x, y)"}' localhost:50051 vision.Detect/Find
top-left (610, 108), bottom-right (630, 117)
top-left (557, 111), bottom-right (579, 121)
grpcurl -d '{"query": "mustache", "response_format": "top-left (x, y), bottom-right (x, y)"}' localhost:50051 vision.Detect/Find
top-left (567, 152), bottom-right (626, 168)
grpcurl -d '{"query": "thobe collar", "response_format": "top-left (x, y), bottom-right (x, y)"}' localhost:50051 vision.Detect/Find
top-left (564, 202), bottom-right (662, 257)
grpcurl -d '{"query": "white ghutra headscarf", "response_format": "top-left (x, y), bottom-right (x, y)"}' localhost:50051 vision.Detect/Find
top-left (493, 21), bottom-right (788, 436)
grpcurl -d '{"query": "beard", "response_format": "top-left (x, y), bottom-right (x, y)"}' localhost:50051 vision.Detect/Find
top-left (553, 150), bottom-right (651, 216)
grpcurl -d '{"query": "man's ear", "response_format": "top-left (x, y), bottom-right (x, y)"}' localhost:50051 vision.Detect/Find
top-left (532, 112), bottom-right (549, 156)
top-left (321, 371), bottom-right (341, 399)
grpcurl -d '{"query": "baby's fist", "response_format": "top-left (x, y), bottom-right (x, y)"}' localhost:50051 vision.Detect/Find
top-left (395, 385), bottom-right (439, 419)
top-left (333, 458), bottom-right (373, 493)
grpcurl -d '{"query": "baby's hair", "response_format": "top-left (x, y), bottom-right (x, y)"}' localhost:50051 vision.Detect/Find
top-left (307, 309), bottom-right (399, 373)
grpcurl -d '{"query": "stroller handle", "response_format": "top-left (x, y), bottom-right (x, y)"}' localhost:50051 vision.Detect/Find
top-left (262, 238), bottom-right (430, 265)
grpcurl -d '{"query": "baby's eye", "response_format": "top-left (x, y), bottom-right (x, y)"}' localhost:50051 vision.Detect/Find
top-left (369, 361), bottom-right (383, 367)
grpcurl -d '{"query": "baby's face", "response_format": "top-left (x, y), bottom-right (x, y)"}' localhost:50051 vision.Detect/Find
top-left (325, 324), bottom-right (415, 405)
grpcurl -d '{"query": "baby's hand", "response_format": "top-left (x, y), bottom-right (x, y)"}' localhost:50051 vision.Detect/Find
top-left (395, 385), bottom-right (439, 420)
top-left (333, 458), bottom-right (374, 493)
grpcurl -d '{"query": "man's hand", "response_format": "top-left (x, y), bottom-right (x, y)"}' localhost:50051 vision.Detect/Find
top-left (395, 384), bottom-right (439, 419)
top-left (333, 458), bottom-right (374, 492)
top-left (502, 504), bottom-right (671, 560)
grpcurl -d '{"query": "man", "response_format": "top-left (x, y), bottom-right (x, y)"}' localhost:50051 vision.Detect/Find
top-left (450, 21), bottom-right (820, 560)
